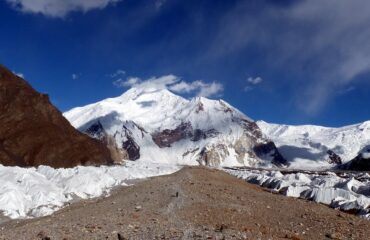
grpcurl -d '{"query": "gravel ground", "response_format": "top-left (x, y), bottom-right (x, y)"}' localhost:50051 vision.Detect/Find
top-left (1, 166), bottom-right (370, 240)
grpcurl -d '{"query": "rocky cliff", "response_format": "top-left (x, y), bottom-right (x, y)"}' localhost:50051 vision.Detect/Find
top-left (0, 65), bottom-right (114, 168)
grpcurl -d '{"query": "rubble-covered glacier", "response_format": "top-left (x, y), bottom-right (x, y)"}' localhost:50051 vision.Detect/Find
top-left (225, 168), bottom-right (370, 219)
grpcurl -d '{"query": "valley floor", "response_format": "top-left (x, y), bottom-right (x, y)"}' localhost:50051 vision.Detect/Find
top-left (1, 167), bottom-right (369, 240)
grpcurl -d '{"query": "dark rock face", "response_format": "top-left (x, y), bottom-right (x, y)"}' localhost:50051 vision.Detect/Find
top-left (80, 119), bottom-right (142, 163)
top-left (197, 144), bottom-right (229, 167)
top-left (152, 122), bottom-right (218, 148)
top-left (237, 118), bottom-right (287, 166)
top-left (195, 101), bottom-right (204, 113)
top-left (191, 129), bottom-right (219, 142)
top-left (85, 121), bottom-right (125, 162)
top-left (121, 125), bottom-right (140, 160)
top-left (0, 65), bottom-right (114, 168)
top-left (152, 122), bottom-right (193, 148)
top-left (327, 150), bottom-right (342, 165)
top-left (85, 121), bottom-right (106, 140)
top-left (338, 146), bottom-right (370, 171)
top-left (253, 141), bottom-right (287, 167)
top-left (237, 119), bottom-right (263, 140)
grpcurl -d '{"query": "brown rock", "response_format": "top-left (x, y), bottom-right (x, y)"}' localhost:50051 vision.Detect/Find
top-left (0, 64), bottom-right (114, 168)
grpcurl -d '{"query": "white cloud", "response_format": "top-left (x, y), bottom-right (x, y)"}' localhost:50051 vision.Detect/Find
top-left (209, 0), bottom-right (370, 114)
top-left (6, 0), bottom-right (121, 18)
top-left (247, 77), bottom-right (263, 85)
top-left (197, 82), bottom-right (223, 98)
top-left (169, 80), bottom-right (223, 97)
top-left (169, 80), bottom-right (204, 93)
top-left (113, 76), bottom-right (140, 88)
top-left (113, 74), bottom-right (223, 98)
top-left (243, 76), bottom-right (263, 92)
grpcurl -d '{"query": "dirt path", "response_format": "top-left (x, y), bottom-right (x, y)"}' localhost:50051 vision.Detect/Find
top-left (1, 166), bottom-right (369, 239)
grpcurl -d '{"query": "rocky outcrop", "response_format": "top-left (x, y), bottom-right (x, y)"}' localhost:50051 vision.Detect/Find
top-left (327, 150), bottom-right (342, 165)
top-left (85, 121), bottom-right (125, 162)
top-left (0, 65), bottom-right (114, 168)
top-left (152, 122), bottom-right (193, 148)
top-left (194, 118), bottom-right (287, 167)
top-left (338, 146), bottom-right (370, 171)
top-left (152, 122), bottom-right (219, 148)
top-left (254, 142), bottom-right (287, 167)
top-left (84, 120), bottom-right (141, 161)
top-left (197, 144), bottom-right (229, 167)
top-left (121, 125), bottom-right (140, 160)
top-left (237, 118), bottom-right (287, 166)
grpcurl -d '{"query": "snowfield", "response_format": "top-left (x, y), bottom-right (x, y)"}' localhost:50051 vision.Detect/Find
top-left (257, 120), bottom-right (370, 169)
top-left (0, 161), bottom-right (181, 219)
top-left (225, 168), bottom-right (370, 220)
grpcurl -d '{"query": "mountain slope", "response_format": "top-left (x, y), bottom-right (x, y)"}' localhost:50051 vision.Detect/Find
top-left (64, 87), bottom-right (286, 167)
top-left (257, 120), bottom-right (370, 169)
top-left (0, 65), bottom-right (114, 168)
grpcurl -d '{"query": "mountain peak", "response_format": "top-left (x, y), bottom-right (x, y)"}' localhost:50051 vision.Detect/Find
top-left (64, 85), bottom-right (281, 167)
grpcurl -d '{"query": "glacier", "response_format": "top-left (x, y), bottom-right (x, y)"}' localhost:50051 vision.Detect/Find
top-left (225, 167), bottom-right (370, 220)
top-left (0, 161), bottom-right (181, 220)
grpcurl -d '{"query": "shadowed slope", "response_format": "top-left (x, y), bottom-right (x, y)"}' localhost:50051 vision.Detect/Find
top-left (0, 65), bottom-right (114, 168)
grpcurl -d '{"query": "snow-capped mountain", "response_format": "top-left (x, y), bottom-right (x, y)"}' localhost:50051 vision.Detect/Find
top-left (257, 120), bottom-right (370, 169)
top-left (64, 87), bottom-right (286, 167)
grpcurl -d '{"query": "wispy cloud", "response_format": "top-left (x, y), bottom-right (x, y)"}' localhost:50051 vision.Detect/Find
top-left (338, 86), bottom-right (355, 95)
top-left (155, 0), bottom-right (167, 10)
top-left (110, 69), bottom-right (126, 78)
top-left (6, 0), bottom-right (121, 18)
top-left (244, 76), bottom-right (263, 92)
top-left (113, 74), bottom-right (223, 98)
top-left (72, 73), bottom-right (81, 80)
top-left (247, 77), bottom-right (263, 85)
top-left (209, 0), bottom-right (370, 114)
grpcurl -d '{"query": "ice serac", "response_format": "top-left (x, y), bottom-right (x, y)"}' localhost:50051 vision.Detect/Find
top-left (0, 65), bottom-right (114, 168)
top-left (64, 87), bottom-right (286, 167)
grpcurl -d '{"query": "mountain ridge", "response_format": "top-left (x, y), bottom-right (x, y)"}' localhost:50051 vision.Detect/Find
top-left (64, 87), bottom-right (285, 167)
top-left (0, 65), bottom-right (114, 168)
top-left (257, 120), bottom-right (370, 169)
top-left (64, 86), bottom-right (370, 170)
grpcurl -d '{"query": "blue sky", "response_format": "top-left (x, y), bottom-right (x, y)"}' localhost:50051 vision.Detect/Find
top-left (1, 0), bottom-right (370, 127)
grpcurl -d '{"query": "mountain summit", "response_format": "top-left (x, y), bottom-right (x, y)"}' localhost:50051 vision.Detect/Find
top-left (64, 86), bottom-right (286, 167)
top-left (0, 65), bottom-right (114, 168)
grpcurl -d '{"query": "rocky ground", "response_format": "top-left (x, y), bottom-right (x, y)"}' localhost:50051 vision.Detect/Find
top-left (1, 167), bottom-right (370, 240)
